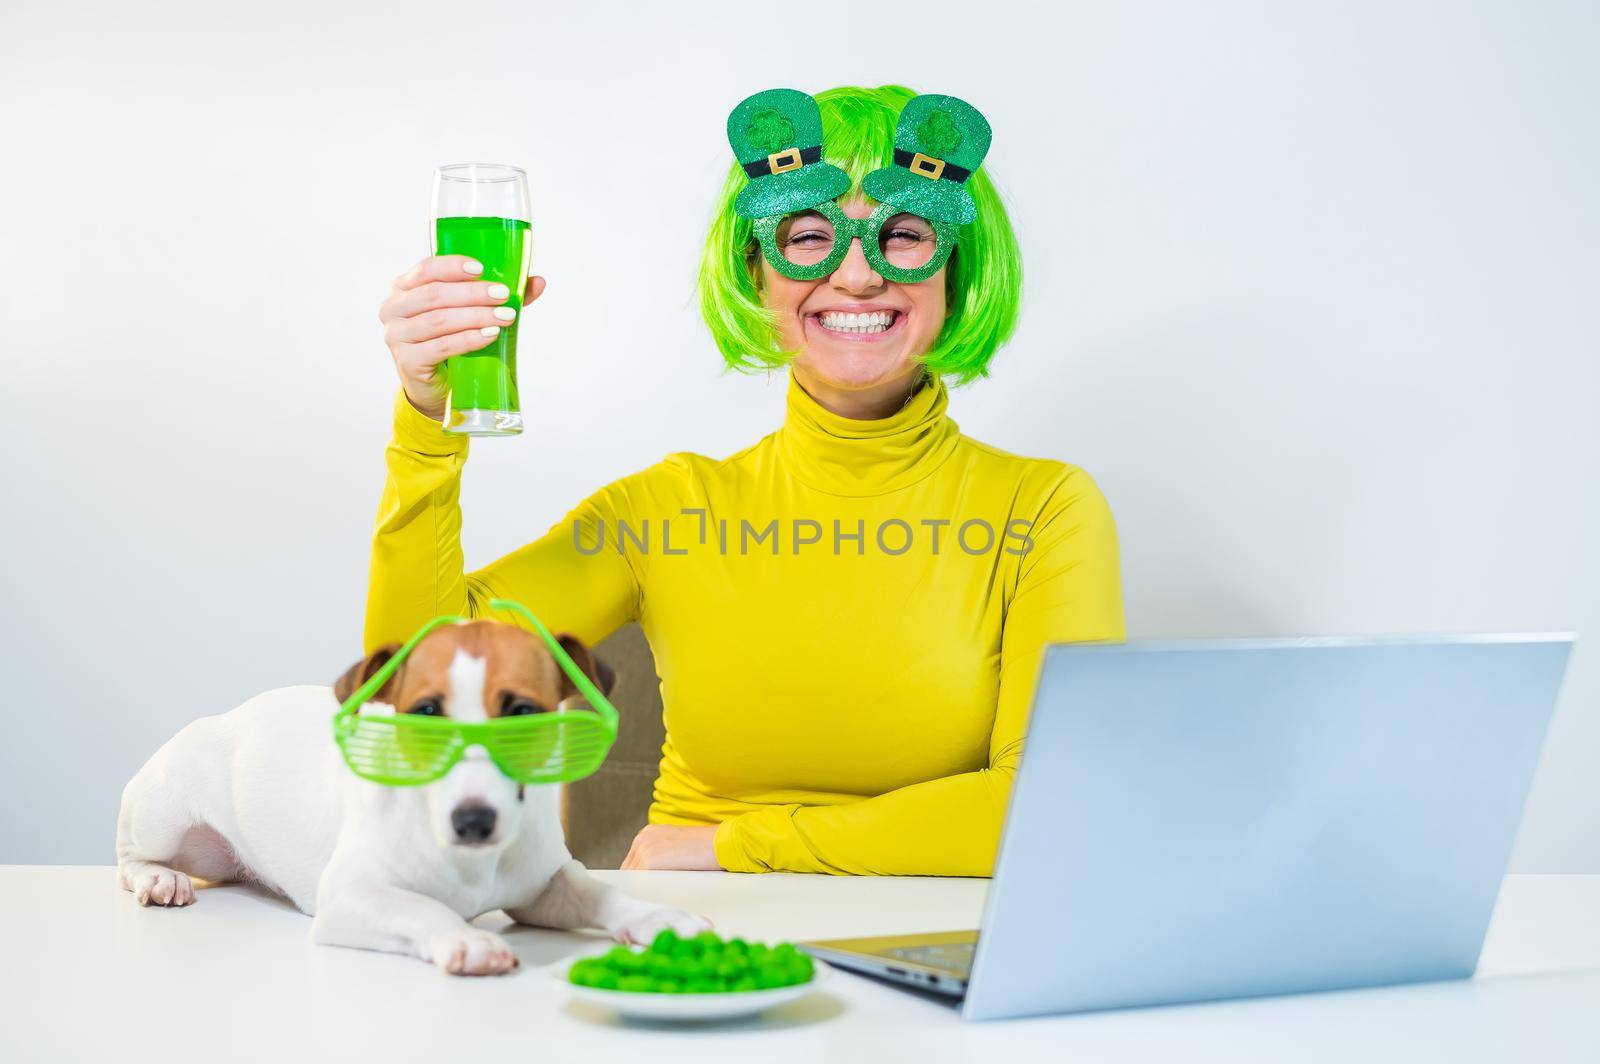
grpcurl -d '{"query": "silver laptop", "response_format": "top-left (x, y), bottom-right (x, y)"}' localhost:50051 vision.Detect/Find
top-left (800, 634), bottom-right (1574, 1021)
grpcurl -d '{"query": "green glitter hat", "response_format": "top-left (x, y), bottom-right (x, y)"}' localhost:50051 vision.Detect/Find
top-left (728, 88), bottom-right (851, 219)
top-left (862, 94), bottom-right (992, 225)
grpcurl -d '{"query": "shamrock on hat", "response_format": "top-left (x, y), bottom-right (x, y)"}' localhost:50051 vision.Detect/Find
top-left (727, 88), bottom-right (851, 219)
top-left (862, 94), bottom-right (991, 225)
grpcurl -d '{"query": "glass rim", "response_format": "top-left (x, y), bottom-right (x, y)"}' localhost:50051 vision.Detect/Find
top-left (435, 162), bottom-right (527, 184)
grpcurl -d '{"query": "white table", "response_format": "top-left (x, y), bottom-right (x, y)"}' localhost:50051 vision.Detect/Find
top-left (2, 867), bottom-right (1597, 1062)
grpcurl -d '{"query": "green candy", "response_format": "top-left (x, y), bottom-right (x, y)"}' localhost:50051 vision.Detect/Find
top-left (569, 929), bottom-right (818, 994)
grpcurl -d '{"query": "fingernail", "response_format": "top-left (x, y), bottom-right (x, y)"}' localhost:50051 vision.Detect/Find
top-left (493, 306), bottom-right (517, 321)
top-left (487, 283), bottom-right (510, 300)
top-left (480, 325), bottom-right (501, 337)
top-left (462, 259), bottom-right (483, 275)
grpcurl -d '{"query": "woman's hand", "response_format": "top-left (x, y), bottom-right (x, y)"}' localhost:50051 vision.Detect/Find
top-left (378, 255), bottom-right (548, 421)
top-left (620, 825), bottom-right (722, 871)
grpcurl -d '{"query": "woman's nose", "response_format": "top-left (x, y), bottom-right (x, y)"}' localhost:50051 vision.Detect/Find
top-left (830, 235), bottom-right (883, 293)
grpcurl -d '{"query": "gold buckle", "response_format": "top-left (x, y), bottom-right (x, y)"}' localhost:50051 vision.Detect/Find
top-left (908, 152), bottom-right (946, 180)
top-left (767, 147), bottom-right (803, 174)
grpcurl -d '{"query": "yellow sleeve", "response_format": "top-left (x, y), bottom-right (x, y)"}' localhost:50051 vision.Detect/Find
top-left (363, 388), bottom-right (643, 653)
top-left (712, 466), bottom-right (1127, 876)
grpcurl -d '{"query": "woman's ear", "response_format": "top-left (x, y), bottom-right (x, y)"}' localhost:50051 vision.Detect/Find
top-left (333, 643), bottom-right (402, 704)
top-left (553, 633), bottom-right (618, 701)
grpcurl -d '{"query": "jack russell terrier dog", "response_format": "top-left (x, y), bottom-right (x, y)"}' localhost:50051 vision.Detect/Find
top-left (115, 618), bottom-right (709, 975)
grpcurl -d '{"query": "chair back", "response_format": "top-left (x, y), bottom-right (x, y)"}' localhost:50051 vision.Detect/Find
top-left (559, 622), bottom-right (665, 867)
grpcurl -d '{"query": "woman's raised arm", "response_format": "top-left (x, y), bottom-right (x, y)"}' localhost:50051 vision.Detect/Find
top-left (362, 255), bottom-right (639, 652)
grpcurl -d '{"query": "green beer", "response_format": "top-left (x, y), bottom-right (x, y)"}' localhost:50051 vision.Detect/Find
top-left (431, 164), bottom-right (532, 436)
top-left (434, 215), bottom-right (530, 426)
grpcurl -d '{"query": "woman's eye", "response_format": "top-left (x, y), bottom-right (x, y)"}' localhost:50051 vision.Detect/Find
top-left (407, 701), bottom-right (444, 717)
top-left (501, 701), bottom-right (548, 717)
top-left (786, 231), bottom-right (830, 247)
top-left (884, 214), bottom-right (934, 244)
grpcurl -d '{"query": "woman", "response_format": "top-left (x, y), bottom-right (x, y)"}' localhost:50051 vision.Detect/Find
top-left (367, 84), bottom-right (1125, 876)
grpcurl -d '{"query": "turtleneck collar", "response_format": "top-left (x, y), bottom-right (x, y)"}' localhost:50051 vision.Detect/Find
top-left (774, 368), bottom-right (961, 497)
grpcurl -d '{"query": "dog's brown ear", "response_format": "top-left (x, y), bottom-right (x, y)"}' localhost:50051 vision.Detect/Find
top-left (554, 633), bottom-right (617, 702)
top-left (333, 643), bottom-right (403, 704)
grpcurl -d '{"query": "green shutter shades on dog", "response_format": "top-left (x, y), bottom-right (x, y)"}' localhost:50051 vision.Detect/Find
top-left (331, 599), bottom-right (618, 787)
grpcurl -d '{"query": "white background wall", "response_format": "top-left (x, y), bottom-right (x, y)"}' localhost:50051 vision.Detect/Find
top-left (2, 0), bottom-right (1595, 869)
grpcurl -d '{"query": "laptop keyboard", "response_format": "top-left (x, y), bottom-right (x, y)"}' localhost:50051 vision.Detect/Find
top-left (882, 941), bottom-right (976, 975)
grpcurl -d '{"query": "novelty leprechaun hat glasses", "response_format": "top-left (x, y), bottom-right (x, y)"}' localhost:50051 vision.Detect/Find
top-left (727, 88), bottom-right (994, 284)
top-left (331, 600), bottom-right (618, 787)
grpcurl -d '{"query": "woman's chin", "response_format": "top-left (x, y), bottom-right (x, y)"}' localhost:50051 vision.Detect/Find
top-left (795, 327), bottom-right (919, 390)
top-left (795, 350), bottom-right (915, 392)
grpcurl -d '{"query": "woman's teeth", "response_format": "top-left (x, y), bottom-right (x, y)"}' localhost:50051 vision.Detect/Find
top-left (817, 310), bottom-right (896, 334)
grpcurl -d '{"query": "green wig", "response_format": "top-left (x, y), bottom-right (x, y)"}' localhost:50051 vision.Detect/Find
top-left (696, 84), bottom-right (1023, 386)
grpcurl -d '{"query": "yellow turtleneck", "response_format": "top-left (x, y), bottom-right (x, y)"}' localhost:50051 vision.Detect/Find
top-left (364, 370), bottom-right (1125, 875)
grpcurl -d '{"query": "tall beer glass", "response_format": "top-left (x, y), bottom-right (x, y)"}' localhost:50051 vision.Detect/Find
top-left (431, 163), bottom-right (531, 436)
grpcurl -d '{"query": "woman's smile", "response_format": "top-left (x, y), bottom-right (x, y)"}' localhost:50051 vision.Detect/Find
top-left (805, 306), bottom-right (908, 342)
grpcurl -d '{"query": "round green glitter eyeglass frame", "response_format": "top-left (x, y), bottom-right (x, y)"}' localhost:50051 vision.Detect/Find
top-left (330, 599), bottom-right (618, 787)
top-left (751, 200), bottom-right (960, 284)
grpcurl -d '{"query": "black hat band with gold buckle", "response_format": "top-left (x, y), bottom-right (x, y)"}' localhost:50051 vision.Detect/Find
top-left (742, 145), bottom-right (823, 178)
top-left (893, 148), bottom-right (971, 184)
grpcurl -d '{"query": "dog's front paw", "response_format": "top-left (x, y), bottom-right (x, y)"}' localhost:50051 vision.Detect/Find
top-left (429, 929), bottom-right (521, 976)
top-left (617, 907), bottom-right (713, 946)
top-left (124, 864), bottom-right (195, 907)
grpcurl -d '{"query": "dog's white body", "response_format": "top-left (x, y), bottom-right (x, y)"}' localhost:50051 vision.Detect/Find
top-left (116, 674), bottom-right (707, 975)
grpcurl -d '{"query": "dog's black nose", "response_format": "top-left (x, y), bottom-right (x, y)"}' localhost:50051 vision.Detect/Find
top-left (451, 805), bottom-right (497, 843)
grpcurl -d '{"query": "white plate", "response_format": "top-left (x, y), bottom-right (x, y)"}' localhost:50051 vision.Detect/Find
top-left (549, 952), bottom-right (831, 1022)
